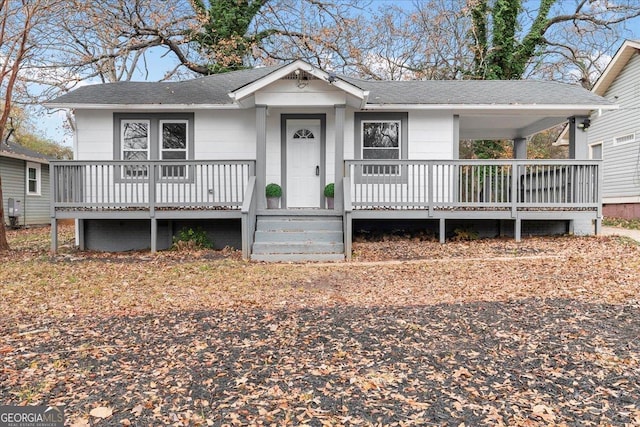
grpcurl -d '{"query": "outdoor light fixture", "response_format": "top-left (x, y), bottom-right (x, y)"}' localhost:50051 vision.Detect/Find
top-left (577, 118), bottom-right (591, 130)
top-left (569, 117), bottom-right (591, 131)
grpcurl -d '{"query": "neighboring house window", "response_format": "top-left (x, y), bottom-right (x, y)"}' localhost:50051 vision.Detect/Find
top-left (354, 112), bottom-right (408, 180)
top-left (121, 120), bottom-right (150, 177)
top-left (160, 120), bottom-right (188, 177)
top-left (26, 162), bottom-right (41, 195)
top-left (114, 113), bottom-right (194, 180)
top-left (613, 133), bottom-right (635, 146)
top-left (589, 142), bottom-right (603, 160)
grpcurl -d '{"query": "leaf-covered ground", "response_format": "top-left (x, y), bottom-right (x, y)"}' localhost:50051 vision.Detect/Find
top-left (1, 225), bottom-right (640, 426)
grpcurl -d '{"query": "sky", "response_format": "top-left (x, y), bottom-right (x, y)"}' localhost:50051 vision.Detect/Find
top-left (35, 1), bottom-right (640, 147)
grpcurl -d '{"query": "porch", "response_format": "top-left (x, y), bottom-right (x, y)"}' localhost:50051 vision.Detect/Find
top-left (50, 159), bottom-right (601, 260)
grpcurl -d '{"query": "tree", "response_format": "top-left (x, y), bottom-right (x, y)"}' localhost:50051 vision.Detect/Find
top-left (468, 0), bottom-right (640, 81)
top-left (1, 0), bottom-right (67, 250)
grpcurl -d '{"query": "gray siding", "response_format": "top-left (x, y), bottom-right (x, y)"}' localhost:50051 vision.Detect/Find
top-left (0, 157), bottom-right (51, 226)
top-left (588, 53), bottom-right (640, 199)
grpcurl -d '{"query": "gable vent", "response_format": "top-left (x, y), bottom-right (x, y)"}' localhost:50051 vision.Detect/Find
top-left (282, 70), bottom-right (318, 81)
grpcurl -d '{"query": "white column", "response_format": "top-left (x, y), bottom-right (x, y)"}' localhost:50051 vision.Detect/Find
top-left (334, 105), bottom-right (345, 211)
top-left (513, 137), bottom-right (527, 159)
top-left (568, 116), bottom-right (590, 159)
top-left (256, 105), bottom-right (267, 209)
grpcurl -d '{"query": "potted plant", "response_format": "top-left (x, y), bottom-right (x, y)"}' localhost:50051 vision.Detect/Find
top-left (324, 183), bottom-right (335, 209)
top-left (265, 183), bottom-right (282, 209)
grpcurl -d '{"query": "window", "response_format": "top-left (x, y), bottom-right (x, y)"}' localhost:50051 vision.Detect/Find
top-left (589, 142), bottom-right (603, 160)
top-left (293, 128), bottom-right (315, 139)
top-left (114, 113), bottom-right (194, 181)
top-left (121, 120), bottom-right (150, 177)
top-left (613, 133), bottom-right (635, 146)
top-left (362, 120), bottom-right (401, 174)
top-left (160, 120), bottom-right (188, 177)
top-left (354, 112), bottom-right (408, 181)
top-left (26, 162), bottom-right (41, 195)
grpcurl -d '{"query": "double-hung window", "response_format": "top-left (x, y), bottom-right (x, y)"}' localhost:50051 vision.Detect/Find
top-left (160, 120), bottom-right (188, 178)
top-left (26, 162), bottom-right (41, 195)
top-left (121, 120), bottom-right (150, 177)
top-left (354, 112), bottom-right (408, 182)
top-left (361, 120), bottom-right (401, 175)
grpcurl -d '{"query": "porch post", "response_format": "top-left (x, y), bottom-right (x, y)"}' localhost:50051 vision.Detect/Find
top-left (150, 218), bottom-right (157, 253)
top-left (50, 218), bottom-right (58, 254)
top-left (452, 115), bottom-right (460, 159)
top-left (568, 116), bottom-right (590, 159)
top-left (334, 105), bottom-right (345, 212)
top-left (256, 105), bottom-right (267, 209)
top-left (78, 219), bottom-right (85, 251)
top-left (513, 137), bottom-right (527, 159)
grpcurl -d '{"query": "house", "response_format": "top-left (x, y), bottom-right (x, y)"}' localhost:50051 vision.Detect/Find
top-left (0, 140), bottom-right (52, 227)
top-left (581, 40), bottom-right (640, 219)
top-left (46, 60), bottom-right (615, 261)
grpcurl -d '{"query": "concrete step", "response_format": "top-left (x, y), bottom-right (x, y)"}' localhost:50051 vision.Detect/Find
top-left (256, 217), bottom-right (342, 232)
top-left (251, 253), bottom-right (345, 262)
top-left (254, 230), bottom-right (343, 243)
top-left (252, 216), bottom-right (345, 262)
top-left (252, 241), bottom-right (344, 255)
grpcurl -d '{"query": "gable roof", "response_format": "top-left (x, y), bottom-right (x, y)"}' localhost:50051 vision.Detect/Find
top-left (591, 39), bottom-right (640, 97)
top-left (46, 60), bottom-right (615, 111)
top-left (0, 141), bottom-right (51, 164)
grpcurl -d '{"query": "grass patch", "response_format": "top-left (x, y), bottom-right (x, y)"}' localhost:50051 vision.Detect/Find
top-left (603, 216), bottom-right (640, 230)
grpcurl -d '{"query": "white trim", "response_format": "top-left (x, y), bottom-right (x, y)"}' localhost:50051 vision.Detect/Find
top-left (26, 162), bottom-right (41, 196)
top-left (592, 40), bottom-right (640, 96)
top-left (229, 59), bottom-right (367, 102)
top-left (613, 132), bottom-right (636, 147)
top-left (604, 196), bottom-right (640, 204)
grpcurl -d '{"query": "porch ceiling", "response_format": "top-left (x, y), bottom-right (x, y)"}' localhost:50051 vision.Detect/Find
top-left (459, 112), bottom-right (583, 140)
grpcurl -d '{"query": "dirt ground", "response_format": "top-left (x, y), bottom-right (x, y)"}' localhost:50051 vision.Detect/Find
top-left (1, 225), bottom-right (639, 426)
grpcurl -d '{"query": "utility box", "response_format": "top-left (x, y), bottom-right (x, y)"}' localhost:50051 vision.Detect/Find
top-left (7, 198), bottom-right (21, 228)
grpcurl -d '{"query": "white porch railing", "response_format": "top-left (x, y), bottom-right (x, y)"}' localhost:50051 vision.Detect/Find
top-left (51, 160), bottom-right (256, 212)
top-left (345, 159), bottom-right (601, 212)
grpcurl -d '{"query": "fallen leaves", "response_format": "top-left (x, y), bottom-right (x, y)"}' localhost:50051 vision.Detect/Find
top-left (2, 226), bottom-right (640, 425)
top-left (89, 406), bottom-right (113, 419)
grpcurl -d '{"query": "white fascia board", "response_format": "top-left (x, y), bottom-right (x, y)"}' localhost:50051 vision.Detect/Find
top-left (44, 103), bottom-right (241, 110)
top-left (229, 59), bottom-right (366, 102)
top-left (362, 104), bottom-right (618, 112)
top-left (591, 40), bottom-right (640, 96)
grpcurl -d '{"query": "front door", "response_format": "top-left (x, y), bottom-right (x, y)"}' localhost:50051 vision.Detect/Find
top-left (286, 119), bottom-right (321, 208)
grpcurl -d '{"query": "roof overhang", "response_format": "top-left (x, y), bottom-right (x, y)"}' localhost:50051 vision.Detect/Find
top-left (44, 103), bottom-right (242, 110)
top-left (0, 150), bottom-right (49, 164)
top-left (591, 39), bottom-right (640, 96)
top-left (228, 59), bottom-right (369, 106)
top-left (447, 105), bottom-right (617, 140)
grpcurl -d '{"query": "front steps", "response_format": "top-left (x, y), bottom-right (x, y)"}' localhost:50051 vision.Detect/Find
top-left (251, 216), bottom-right (345, 262)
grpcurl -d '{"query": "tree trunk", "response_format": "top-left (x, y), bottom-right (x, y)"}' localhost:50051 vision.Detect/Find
top-left (0, 175), bottom-right (10, 251)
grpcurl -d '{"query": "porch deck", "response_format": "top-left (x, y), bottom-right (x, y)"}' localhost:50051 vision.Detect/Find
top-left (50, 159), bottom-right (601, 259)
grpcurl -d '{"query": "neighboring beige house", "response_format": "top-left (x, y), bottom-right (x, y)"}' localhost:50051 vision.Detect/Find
top-left (47, 60), bottom-right (614, 261)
